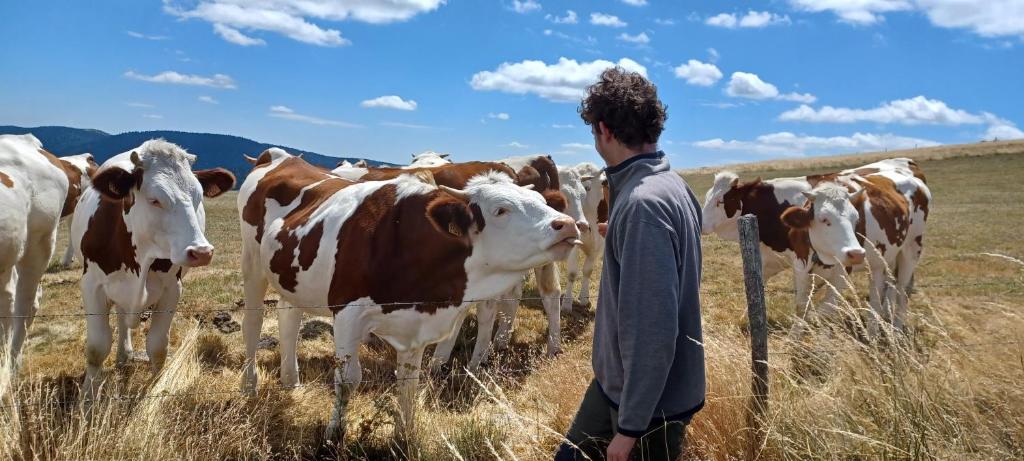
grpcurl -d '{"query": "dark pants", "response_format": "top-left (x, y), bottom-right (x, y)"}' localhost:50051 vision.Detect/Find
top-left (555, 380), bottom-right (685, 461)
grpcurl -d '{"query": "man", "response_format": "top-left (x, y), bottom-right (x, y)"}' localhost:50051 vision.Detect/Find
top-left (555, 68), bottom-right (706, 461)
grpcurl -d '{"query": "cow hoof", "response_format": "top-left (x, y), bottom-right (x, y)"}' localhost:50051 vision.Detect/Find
top-left (546, 348), bottom-right (563, 359)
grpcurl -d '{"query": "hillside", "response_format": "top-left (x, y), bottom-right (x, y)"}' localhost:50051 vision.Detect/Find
top-left (0, 125), bottom-right (389, 184)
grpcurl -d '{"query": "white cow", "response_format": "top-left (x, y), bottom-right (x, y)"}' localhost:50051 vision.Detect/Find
top-left (407, 150), bottom-right (452, 168)
top-left (0, 134), bottom-right (72, 371)
top-left (560, 162), bottom-right (606, 311)
top-left (236, 148), bottom-right (579, 438)
top-left (71, 139), bottom-right (235, 394)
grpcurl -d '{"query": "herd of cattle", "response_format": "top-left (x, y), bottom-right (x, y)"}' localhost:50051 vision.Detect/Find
top-left (0, 133), bottom-right (930, 438)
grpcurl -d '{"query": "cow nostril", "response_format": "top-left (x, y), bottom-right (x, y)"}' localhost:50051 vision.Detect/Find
top-left (846, 249), bottom-right (866, 262)
top-left (551, 217), bottom-right (574, 231)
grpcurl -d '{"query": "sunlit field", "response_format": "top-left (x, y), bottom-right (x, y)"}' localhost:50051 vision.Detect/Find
top-left (3, 142), bottom-right (1023, 460)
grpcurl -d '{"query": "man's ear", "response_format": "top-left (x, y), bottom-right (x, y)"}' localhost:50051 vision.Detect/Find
top-left (92, 165), bottom-right (142, 201)
top-left (781, 205), bottom-right (813, 230)
top-left (194, 168), bottom-right (236, 198)
top-left (426, 196), bottom-right (473, 238)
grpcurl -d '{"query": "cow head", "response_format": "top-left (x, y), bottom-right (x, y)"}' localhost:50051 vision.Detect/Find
top-left (430, 172), bottom-right (580, 270)
top-left (410, 151), bottom-right (452, 167)
top-left (578, 164), bottom-right (606, 231)
top-left (702, 171), bottom-right (746, 238)
top-left (91, 139), bottom-right (235, 268)
top-left (781, 183), bottom-right (867, 267)
top-left (557, 166), bottom-right (589, 233)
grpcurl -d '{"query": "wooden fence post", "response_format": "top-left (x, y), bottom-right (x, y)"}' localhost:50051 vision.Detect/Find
top-left (738, 214), bottom-right (769, 458)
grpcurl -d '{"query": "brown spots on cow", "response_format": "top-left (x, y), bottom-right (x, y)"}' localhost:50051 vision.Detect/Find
top-left (908, 160), bottom-right (927, 184)
top-left (851, 167), bottom-right (880, 177)
top-left (524, 155), bottom-right (561, 191)
top-left (597, 179), bottom-right (609, 224)
top-left (728, 178), bottom-right (801, 255)
top-left (150, 259), bottom-right (182, 280)
top-left (914, 235), bottom-right (923, 247)
top-left (194, 168), bottom-right (236, 197)
top-left (81, 198), bottom-right (141, 275)
top-left (788, 228), bottom-right (812, 264)
top-left (0, 170), bottom-right (13, 188)
top-left (911, 187), bottom-right (930, 221)
top-left (242, 154), bottom-right (344, 243)
top-left (854, 175), bottom-right (910, 247)
top-left (328, 186), bottom-right (474, 314)
top-left (875, 243), bottom-right (887, 256)
top-left (92, 164), bottom-right (144, 204)
top-left (39, 148), bottom-right (87, 217)
top-left (806, 172), bottom-right (839, 187)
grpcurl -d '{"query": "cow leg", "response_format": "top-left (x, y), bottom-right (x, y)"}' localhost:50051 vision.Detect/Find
top-left (535, 264), bottom-right (563, 357)
top-left (578, 243), bottom-right (598, 308)
top-left (146, 287), bottom-right (179, 373)
top-left (278, 305), bottom-right (301, 387)
top-left (467, 300), bottom-right (499, 371)
top-left (793, 264), bottom-right (813, 317)
top-left (83, 287), bottom-right (112, 397)
top-left (493, 283), bottom-right (522, 352)
top-left (866, 259), bottom-right (889, 338)
top-left (115, 311), bottom-right (135, 367)
top-left (394, 346), bottom-right (425, 441)
top-left (429, 309), bottom-right (467, 370)
top-left (325, 308), bottom-right (365, 442)
top-left (240, 253), bottom-right (268, 394)
top-left (894, 248), bottom-right (920, 333)
top-left (562, 248), bottom-right (579, 313)
top-left (61, 220), bottom-right (75, 268)
top-left (0, 266), bottom-right (16, 366)
top-left (10, 229), bottom-right (57, 365)
top-left (817, 266), bottom-right (851, 321)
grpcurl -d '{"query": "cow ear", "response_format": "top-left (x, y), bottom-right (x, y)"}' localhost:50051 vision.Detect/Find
top-left (194, 168), bottom-right (236, 198)
top-left (542, 189), bottom-right (567, 212)
top-left (781, 205), bottom-right (813, 230)
top-left (426, 196), bottom-right (473, 238)
top-left (92, 166), bottom-right (142, 201)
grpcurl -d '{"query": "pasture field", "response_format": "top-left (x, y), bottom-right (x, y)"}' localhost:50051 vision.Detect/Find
top-left (2, 144), bottom-right (1023, 460)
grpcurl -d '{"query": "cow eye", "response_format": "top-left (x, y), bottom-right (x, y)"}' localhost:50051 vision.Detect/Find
top-left (494, 207), bottom-right (508, 217)
top-left (149, 198), bottom-right (163, 209)
top-left (821, 218), bottom-right (831, 226)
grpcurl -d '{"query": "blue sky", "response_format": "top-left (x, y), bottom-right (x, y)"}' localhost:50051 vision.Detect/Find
top-left (1, 0), bottom-right (1022, 167)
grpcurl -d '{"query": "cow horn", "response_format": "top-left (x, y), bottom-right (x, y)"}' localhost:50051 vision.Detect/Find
top-left (440, 153), bottom-right (450, 159)
top-left (439, 185), bottom-right (470, 201)
top-left (522, 184), bottom-right (535, 190)
top-left (801, 191), bottom-right (815, 202)
top-left (580, 175), bottom-right (595, 182)
top-left (130, 151), bottom-right (143, 168)
top-left (849, 188), bottom-right (866, 200)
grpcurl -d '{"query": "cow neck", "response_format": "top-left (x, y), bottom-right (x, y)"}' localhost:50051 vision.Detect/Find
top-left (82, 192), bottom-right (154, 309)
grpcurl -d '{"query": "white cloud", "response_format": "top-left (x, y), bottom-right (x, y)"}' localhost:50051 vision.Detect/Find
top-left (984, 120), bottom-right (1024, 140)
top-left (790, 0), bottom-right (1024, 38)
top-left (126, 30), bottom-right (169, 40)
top-left (617, 32), bottom-right (650, 44)
top-left (143, 114), bottom-right (164, 119)
top-left (654, 18), bottom-right (676, 26)
top-left (126, 102), bottom-right (155, 108)
top-left (198, 95), bottom-right (219, 104)
top-left (621, 0), bottom-right (647, 6)
top-left (124, 70), bottom-right (237, 89)
top-left (488, 112), bottom-right (511, 120)
top-left (562, 142), bottom-right (592, 149)
top-left (542, 29), bottom-right (597, 46)
top-left (591, 12), bottom-right (627, 27)
top-left (470, 57), bottom-right (648, 103)
top-left (674, 60), bottom-right (723, 86)
top-left (512, 0), bottom-right (541, 14)
top-left (707, 47), bottom-right (720, 62)
top-left (694, 131), bottom-right (940, 156)
top-left (552, 124), bottom-right (576, 128)
top-left (545, 10), bottom-right (577, 24)
top-left (213, 23), bottom-right (266, 46)
top-left (706, 11), bottom-right (791, 28)
top-left (725, 72), bottom-right (816, 103)
top-left (164, 0), bottom-right (444, 47)
top-left (701, 101), bottom-right (742, 109)
top-left (268, 105), bottom-right (361, 128)
top-left (360, 95), bottom-right (418, 111)
top-left (506, 141), bottom-right (530, 148)
top-left (778, 96), bottom-right (985, 125)
top-left (381, 121), bottom-right (433, 129)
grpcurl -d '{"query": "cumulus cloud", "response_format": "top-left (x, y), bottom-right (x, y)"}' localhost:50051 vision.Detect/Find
top-left (545, 10), bottom-right (577, 24)
top-left (164, 0), bottom-right (444, 46)
top-left (674, 59), bottom-right (723, 86)
top-left (591, 13), bottom-right (627, 27)
top-left (470, 57), bottom-right (647, 102)
top-left (124, 70), bottom-right (237, 89)
top-left (984, 120), bottom-right (1024, 140)
top-left (706, 11), bottom-right (791, 28)
top-left (725, 72), bottom-right (816, 103)
top-left (789, 0), bottom-right (1024, 38)
top-left (617, 32), bottom-right (650, 44)
top-left (268, 105), bottom-right (361, 127)
top-left (488, 112), bottom-right (511, 120)
top-left (506, 141), bottom-right (530, 148)
top-left (511, 0), bottom-right (541, 14)
top-left (778, 96), bottom-right (985, 125)
top-left (360, 95), bottom-right (418, 111)
top-left (126, 30), bottom-right (169, 40)
top-left (693, 131), bottom-right (940, 156)
top-left (213, 23), bottom-right (266, 46)
top-left (198, 95), bottom-right (219, 104)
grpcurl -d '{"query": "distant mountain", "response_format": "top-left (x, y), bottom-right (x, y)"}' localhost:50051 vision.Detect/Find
top-left (0, 125), bottom-right (388, 186)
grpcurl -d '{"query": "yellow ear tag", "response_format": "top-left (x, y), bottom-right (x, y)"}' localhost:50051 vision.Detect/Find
top-left (448, 222), bottom-right (463, 237)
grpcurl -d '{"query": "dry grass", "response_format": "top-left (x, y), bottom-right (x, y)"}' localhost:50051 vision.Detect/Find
top-left (2, 148), bottom-right (1023, 460)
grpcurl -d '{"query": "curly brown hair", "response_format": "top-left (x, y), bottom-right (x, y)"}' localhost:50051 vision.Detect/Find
top-left (578, 67), bottom-right (667, 149)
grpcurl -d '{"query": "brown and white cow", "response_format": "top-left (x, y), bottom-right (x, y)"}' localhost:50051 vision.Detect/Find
top-left (70, 140), bottom-right (235, 394)
top-left (56, 153), bottom-right (99, 268)
top-left (237, 148), bottom-right (578, 438)
top-left (781, 170), bottom-right (930, 335)
top-left (559, 162), bottom-right (607, 311)
top-left (0, 134), bottom-right (77, 371)
top-left (333, 155), bottom-right (572, 370)
top-left (701, 158), bottom-right (923, 311)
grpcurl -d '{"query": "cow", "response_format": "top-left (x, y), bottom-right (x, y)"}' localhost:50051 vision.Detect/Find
top-left (331, 156), bottom-right (572, 370)
top-left (0, 134), bottom-right (78, 371)
top-left (781, 170), bottom-right (930, 335)
top-left (57, 153), bottom-right (99, 268)
top-left (701, 158), bottom-right (923, 311)
top-left (408, 150), bottom-right (452, 168)
top-left (70, 139), bottom-right (235, 395)
top-left (559, 162), bottom-right (607, 311)
top-left (236, 148), bottom-right (579, 438)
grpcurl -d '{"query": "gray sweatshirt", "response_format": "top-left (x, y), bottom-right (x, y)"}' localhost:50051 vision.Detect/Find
top-left (593, 151), bottom-right (706, 437)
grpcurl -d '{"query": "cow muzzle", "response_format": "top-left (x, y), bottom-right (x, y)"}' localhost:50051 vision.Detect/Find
top-left (185, 245), bottom-right (215, 267)
top-left (843, 247), bottom-right (866, 266)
